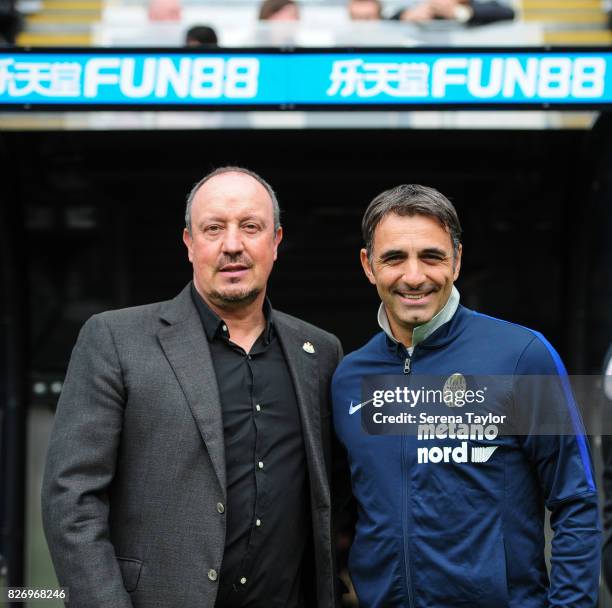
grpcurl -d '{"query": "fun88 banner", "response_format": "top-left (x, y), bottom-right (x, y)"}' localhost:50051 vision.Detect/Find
top-left (0, 50), bottom-right (610, 108)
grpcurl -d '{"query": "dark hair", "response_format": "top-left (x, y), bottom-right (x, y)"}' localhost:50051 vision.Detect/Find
top-left (0, 6), bottom-right (22, 44)
top-left (185, 166), bottom-right (280, 234)
top-left (362, 184), bottom-right (461, 260)
top-left (258, 0), bottom-right (296, 19)
top-left (185, 25), bottom-right (218, 46)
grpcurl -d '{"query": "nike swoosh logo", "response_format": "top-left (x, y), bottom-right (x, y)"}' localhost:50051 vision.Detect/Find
top-left (349, 397), bottom-right (375, 415)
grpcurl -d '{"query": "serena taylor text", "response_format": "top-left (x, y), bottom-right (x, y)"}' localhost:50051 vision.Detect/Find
top-left (371, 412), bottom-right (507, 434)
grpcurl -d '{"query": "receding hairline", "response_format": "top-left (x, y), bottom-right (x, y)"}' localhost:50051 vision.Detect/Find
top-left (192, 171), bottom-right (275, 208)
top-left (185, 165), bottom-right (281, 234)
top-left (195, 169), bottom-right (271, 195)
top-left (189, 170), bottom-right (277, 224)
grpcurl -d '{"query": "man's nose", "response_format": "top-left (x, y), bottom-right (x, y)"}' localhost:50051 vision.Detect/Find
top-left (221, 225), bottom-right (244, 254)
top-left (401, 259), bottom-right (426, 288)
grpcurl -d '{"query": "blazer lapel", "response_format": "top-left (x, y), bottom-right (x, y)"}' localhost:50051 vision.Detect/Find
top-left (274, 313), bottom-right (329, 507)
top-left (158, 287), bottom-right (226, 496)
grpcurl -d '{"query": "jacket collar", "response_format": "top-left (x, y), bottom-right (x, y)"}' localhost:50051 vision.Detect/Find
top-left (157, 284), bottom-right (329, 508)
top-left (157, 284), bottom-right (227, 497)
top-left (378, 285), bottom-right (461, 349)
top-left (271, 311), bottom-right (329, 510)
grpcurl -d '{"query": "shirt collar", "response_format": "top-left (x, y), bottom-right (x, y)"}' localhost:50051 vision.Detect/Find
top-left (190, 282), bottom-right (274, 344)
top-left (377, 285), bottom-right (460, 349)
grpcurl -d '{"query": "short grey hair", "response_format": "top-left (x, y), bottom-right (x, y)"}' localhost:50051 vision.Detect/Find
top-left (185, 166), bottom-right (281, 234)
top-left (362, 184), bottom-right (462, 261)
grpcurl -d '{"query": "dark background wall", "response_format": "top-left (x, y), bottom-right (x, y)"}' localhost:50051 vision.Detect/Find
top-left (2, 125), bottom-right (611, 399)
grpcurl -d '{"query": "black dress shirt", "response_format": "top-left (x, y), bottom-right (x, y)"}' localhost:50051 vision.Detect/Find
top-left (191, 285), bottom-right (309, 608)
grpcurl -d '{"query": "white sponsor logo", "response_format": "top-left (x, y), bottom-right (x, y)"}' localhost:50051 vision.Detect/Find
top-left (432, 57), bottom-right (605, 99)
top-left (327, 56), bottom-right (606, 100)
top-left (443, 373), bottom-right (467, 407)
top-left (0, 59), bottom-right (82, 97)
top-left (0, 57), bottom-right (260, 100)
top-left (417, 442), bottom-right (498, 464)
top-left (471, 445), bottom-right (499, 463)
top-left (84, 57), bottom-right (259, 99)
top-left (417, 413), bottom-right (502, 464)
top-left (349, 397), bottom-right (375, 415)
top-left (327, 59), bottom-right (430, 98)
top-left (302, 341), bottom-right (315, 354)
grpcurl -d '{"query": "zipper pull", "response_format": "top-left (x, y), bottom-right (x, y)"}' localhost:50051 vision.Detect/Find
top-left (404, 355), bottom-right (412, 374)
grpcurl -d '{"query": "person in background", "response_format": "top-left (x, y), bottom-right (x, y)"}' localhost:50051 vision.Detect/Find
top-left (147, 0), bottom-right (181, 21)
top-left (258, 0), bottom-right (300, 21)
top-left (392, 0), bottom-right (514, 26)
top-left (347, 0), bottom-right (382, 20)
top-left (185, 24), bottom-right (218, 47)
top-left (0, 0), bottom-right (21, 44)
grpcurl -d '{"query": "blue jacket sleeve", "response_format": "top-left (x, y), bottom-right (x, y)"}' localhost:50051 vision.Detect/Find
top-left (514, 334), bottom-right (600, 608)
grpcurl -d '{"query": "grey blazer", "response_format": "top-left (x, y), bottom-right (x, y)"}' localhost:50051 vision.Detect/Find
top-left (41, 284), bottom-right (343, 608)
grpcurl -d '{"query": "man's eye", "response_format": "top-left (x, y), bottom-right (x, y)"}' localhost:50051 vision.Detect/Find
top-left (205, 225), bottom-right (221, 233)
top-left (243, 223), bottom-right (260, 232)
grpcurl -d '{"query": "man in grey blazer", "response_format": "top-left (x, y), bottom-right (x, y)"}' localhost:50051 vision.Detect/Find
top-left (42, 166), bottom-right (343, 608)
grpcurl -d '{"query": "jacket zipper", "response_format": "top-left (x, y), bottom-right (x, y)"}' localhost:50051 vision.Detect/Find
top-left (401, 346), bottom-right (415, 608)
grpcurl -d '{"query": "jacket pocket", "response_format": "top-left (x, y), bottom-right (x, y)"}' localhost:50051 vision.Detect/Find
top-left (116, 557), bottom-right (143, 592)
top-left (410, 492), bottom-right (510, 607)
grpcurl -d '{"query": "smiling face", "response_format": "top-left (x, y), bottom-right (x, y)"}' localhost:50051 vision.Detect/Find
top-left (360, 212), bottom-right (461, 346)
top-left (183, 172), bottom-right (282, 311)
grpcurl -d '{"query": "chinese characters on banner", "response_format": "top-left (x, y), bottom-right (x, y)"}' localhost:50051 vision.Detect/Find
top-left (327, 59), bottom-right (430, 98)
top-left (0, 59), bottom-right (82, 97)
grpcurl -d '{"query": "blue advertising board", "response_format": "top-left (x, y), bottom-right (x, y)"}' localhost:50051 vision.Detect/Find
top-left (0, 48), bottom-right (610, 110)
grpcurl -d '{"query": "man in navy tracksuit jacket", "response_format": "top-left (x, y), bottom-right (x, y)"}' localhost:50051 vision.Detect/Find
top-left (332, 184), bottom-right (600, 607)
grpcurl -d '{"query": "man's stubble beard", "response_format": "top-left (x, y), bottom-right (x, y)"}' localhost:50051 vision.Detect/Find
top-left (208, 286), bottom-right (262, 308)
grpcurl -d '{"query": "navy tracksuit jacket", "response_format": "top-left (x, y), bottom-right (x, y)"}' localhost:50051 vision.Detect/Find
top-left (332, 304), bottom-right (600, 608)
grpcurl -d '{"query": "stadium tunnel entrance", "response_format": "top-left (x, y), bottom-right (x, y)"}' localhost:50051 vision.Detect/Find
top-left (2, 121), bottom-right (611, 377)
top-left (1, 116), bottom-right (611, 595)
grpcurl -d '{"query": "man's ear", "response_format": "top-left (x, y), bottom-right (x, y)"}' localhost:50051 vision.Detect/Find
top-left (183, 228), bottom-right (194, 263)
top-left (273, 226), bottom-right (283, 261)
top-left (360, 248), bottom-right (377, 285)
top-left (453, 243), bottom-right (462, 281)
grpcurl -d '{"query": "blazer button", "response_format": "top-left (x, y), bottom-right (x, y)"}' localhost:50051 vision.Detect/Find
top-left (217, 502), bottom-right (225, 514)
top-left (208, 569), bottom-right (218, 582)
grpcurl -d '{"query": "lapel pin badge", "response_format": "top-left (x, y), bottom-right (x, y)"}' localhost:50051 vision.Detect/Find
top-left (302, 341), bottom-right (315, 354)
